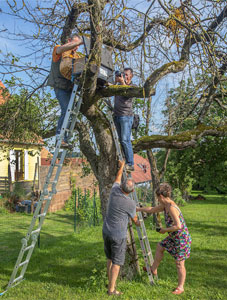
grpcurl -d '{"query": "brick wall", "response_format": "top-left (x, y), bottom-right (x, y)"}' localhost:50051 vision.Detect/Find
top-left (40, 158), bottom-right (97, 212)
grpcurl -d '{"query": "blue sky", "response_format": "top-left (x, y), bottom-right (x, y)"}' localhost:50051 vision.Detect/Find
top-left (0, 0), bottom-right (183, 135)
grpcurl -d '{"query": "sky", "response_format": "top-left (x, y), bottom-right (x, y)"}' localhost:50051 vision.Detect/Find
top-left (0, 0), bottom-right (189, 136)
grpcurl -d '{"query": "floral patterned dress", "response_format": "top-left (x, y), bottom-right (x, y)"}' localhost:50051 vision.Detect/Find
top-left (160, 205), bottom-right (192, 261)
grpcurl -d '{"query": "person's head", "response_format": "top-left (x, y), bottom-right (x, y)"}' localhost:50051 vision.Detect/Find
top-left (156, 183), bottom-right (172, 203)
top-left (121, 178), bottom-right (135, 194)
top-left (68, 33), bottom-right (83, 50)
top-left (124, 68), bottom-right (133, 84)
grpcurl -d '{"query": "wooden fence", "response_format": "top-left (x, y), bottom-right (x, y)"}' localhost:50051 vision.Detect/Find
top-left (0, 177), bottom-right (9, 193)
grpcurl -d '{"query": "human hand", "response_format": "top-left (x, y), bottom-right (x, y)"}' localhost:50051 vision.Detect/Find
top-left (118, 160), bottom-right (125, 168)
top-left (159, 228), bottom-right (166, 234)
top-left (118, 75), bottom-right (125, 85)
top-left (135, 220), bottom-right (140, 227)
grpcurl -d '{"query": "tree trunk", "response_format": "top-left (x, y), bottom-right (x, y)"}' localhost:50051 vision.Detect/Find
top-left (147, 150), bottom-right (162, 227)
top-left (77, 108), bottom-right (140, 279)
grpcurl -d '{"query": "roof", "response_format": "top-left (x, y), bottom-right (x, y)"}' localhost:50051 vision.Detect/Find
top-left (131, 154), bottom-right (152, 184)
top-left (41, 147), bottom-right (53, 165)
top-left (40, 150), bottom-right (151, 183)
top-left (0, 81), bottom-right (9, 105)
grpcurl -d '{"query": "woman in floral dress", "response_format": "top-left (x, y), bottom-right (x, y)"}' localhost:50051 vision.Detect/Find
top-left (137, 183), bottom-right (191, 295)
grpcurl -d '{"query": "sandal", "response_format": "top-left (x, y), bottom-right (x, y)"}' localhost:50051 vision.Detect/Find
top-left (172, 287), bottom-right (184, 295)
top-left (107, 290), bottom-right (123, 296)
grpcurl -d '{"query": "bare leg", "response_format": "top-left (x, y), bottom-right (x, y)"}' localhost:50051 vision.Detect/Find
top-left (107, 259), bottom-right (112, 282)
top-left (108, 264), bottom-right (121, 294)
top-left (175, 260), bottom-right (186, 291)
top-left (151, 243), bottom-right (165, 275)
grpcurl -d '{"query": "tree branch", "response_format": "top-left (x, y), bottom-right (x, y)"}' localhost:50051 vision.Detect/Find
top-left (60, 2), bottom-right (88, 44)
top-left (103, 18), bottom-right (165, 51)
top-left (133, 125), bottom-right (227, 151)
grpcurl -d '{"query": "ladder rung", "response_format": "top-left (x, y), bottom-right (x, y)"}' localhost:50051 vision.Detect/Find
top-left (24, 245), bottom-right (34, 252)
top-left (54, 163), bottom-right (63, 167)
top-left (69, 110), bottom-right (77, 115)
top-left (43, 197), bottom-right (52, 201)
top-left (18, 260), bottom-right (29, 268)
top-left (50, 181), bottom-right (57, 185)
top-left (37, 212), bottom-right (46, 218)
top-left (31, 228), bottom-right (41, 235)
top-left (12, 275), bottom-right (23, 284)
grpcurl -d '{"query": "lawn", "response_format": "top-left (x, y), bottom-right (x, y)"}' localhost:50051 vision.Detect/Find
top-left (0, 192), bottom-right (227, 300)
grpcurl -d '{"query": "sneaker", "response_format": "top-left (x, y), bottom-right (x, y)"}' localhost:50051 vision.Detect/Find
top-left (61, 140), bottom-right (70, 148)
top-left (126, 164), bottom-right (135, 172)
top-left (55, 137), bottom-right (70, 149)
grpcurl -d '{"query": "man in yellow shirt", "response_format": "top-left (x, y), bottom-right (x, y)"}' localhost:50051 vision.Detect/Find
top-left (47, 33), bottom-right (83, 146)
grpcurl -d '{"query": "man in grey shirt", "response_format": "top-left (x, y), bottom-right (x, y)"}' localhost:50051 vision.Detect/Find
top-left (114, 68), bottom-right (135, 172)
top-left (103, 160), bottom-right (140, 296)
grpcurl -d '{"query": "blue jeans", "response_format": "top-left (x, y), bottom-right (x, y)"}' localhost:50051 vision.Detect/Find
top-left (114, 115), bottom-right (134, 166)
top-left (54, 88), bottom-right (72, 142)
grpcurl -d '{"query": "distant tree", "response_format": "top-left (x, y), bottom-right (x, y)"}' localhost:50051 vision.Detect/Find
top-left (0, 0), bottom-right (226, 216)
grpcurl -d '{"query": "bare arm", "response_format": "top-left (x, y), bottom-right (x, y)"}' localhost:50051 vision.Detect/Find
top-left (161, 206), bottom-right (181, 233)
top-left (136, 204), bottom-right (164, 214)
top-left (56, 39), bottom-right (83, 55)
top-left (114, 160), bottom-right (125, 184)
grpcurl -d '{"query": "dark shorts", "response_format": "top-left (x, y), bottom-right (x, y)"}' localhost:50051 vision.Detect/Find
top-left (103, 232), bottom-right (127, 266)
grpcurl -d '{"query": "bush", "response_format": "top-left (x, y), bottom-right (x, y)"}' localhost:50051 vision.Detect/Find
top-left (173, 188), bottom-right (186, 206)
top-left (65, 187), bottom-right (101, 227)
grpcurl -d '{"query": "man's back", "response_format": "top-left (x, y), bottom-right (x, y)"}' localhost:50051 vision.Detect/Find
top-left (103, 183), bottom-right (136, 239)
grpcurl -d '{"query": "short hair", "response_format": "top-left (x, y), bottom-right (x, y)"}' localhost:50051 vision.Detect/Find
top-left (124, 67), bottom-right (133, 75)
top-left (121, 178), bottom-right (135, 194)
top-left (156, 183), bottom-right (172, 198)
top-left (68, 33), bottom-right (82, 41)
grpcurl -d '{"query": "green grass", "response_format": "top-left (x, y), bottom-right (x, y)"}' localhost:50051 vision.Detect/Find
top-left (0, 192), bottom-right (227, 300)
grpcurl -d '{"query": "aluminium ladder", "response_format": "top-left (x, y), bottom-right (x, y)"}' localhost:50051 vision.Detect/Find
top-left (107, 109), bottom-right (155, 285)
top-left (1, 83), bottom-right (82, 295)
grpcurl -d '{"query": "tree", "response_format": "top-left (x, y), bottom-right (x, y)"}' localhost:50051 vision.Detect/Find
top-left (0, 0), bottom-right (226, 215)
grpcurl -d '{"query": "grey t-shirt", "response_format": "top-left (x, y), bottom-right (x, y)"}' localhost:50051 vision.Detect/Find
top-left (114, 82), bottom-right (135, 116)
top-left (103, 183), bottom-right (136, 239)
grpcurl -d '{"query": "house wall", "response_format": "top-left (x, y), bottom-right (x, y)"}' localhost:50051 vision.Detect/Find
top-left (0, 145), bottom-right (40, 182)
top-left (0, 148), bottom-right (8, 177)
top-left (27, 149), bottom-right (40, 181)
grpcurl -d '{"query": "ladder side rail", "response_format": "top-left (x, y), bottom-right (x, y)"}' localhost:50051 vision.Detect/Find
top-left (6, 192), bottom-right (53, 289)
top-left (21, 192), bottom-right (48, 244)
top-left (107, 108), bottom-right (155, 284)
top-left (66, 95), bottom-right (84, 140)
top-left (4, 84), bottom-right (80, 293)
top-left (49, 149), bottom-right (67, 194)
top-left (19, 236), bottom-right (38, 281)
top-left (50, 93), bottom-right (83, 193)
top-left (132, 192), bottom-right (154, 266)
top-left (57, 84), bottom-right (79, 140)
top-left (6, 239), bottom-right (32, 288)
top-left (23, 86), bottom-right (80, 246)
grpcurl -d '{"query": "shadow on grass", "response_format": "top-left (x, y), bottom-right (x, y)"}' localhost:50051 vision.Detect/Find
top-left (47, 212), bottom-right (75, 225)
top-left (186, 220), bottom-right (227, 237)
top-left (0, 230), bottom-right (106, 290)
top-left (189, 195), bottom-right (226, 206)
top-left (187, 248), bottom-right (227, 290)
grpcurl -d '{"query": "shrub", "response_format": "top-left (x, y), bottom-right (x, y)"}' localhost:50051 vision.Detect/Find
top-left (173, 188), bottom-right (186, 206)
